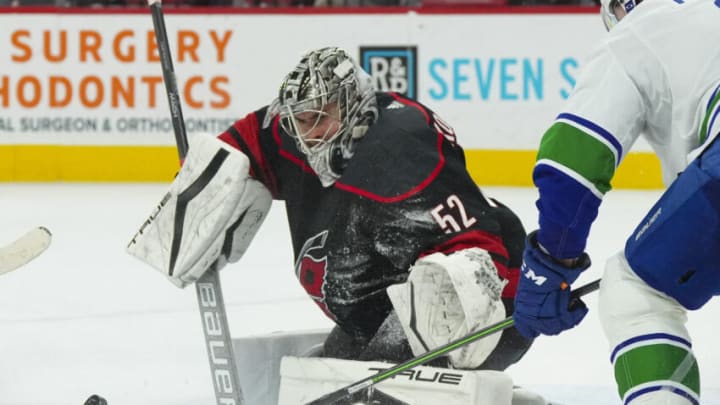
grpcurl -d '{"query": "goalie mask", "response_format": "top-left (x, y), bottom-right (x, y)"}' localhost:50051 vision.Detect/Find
top-left (601, 0), bottom-right (642, 30)
top-left (278, 47), bottom-right (378, 187)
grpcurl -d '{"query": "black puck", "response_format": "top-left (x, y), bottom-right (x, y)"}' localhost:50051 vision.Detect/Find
top-left (84, 394), bottom-right (107, 405)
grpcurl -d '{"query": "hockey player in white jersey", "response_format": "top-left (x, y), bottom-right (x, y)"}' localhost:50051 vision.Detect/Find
top-left (512, 1), bottom-right (720, 404)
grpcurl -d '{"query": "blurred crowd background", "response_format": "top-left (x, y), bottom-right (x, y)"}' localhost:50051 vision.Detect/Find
top-left (0, 0), bottom-right (599, 12)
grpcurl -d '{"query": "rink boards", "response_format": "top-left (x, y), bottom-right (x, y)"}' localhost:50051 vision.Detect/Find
top-left (0, 144), bottom-right (663, 188)
top-left (0, 8), bottom-right (663, 188)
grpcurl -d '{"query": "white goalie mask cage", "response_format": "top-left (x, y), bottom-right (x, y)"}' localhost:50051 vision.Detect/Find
top-left (278, 47), bottom-right (378, 187)
top-left (601, 0), bottom-right (641, 30)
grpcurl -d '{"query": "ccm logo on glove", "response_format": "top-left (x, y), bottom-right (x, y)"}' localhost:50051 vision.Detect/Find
top-left (521, 263), bottom-right (548, 286)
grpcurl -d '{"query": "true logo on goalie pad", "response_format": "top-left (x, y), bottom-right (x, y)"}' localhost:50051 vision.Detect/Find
top-left (127, 192), bottom-right (172, 248)
top-left (279, 357), bottom-right (516, 404)
top-left (368, 367), bottom-right (464, 385)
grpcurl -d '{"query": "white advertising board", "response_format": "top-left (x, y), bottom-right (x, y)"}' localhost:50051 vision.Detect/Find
top-left (0, 10), bottom-right (608, 149)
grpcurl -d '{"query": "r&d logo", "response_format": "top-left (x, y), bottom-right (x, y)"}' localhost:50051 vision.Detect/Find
top-left (360, 46), bottom-right (417, 98)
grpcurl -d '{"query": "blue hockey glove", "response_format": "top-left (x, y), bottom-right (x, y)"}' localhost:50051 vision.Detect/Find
top-left (513, 230), bottom-right (591, 339)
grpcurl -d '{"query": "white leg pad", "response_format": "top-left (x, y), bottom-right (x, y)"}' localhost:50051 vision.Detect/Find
top-left (511, 387), bottom-right (550, 405)
top-left (232, 329), bottom-right (331, 405)
top-left (278, 356), bottom-right (515, 405)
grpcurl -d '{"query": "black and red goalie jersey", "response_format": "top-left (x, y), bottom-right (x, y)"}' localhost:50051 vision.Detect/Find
top-left (218, 92), bottom-right (526, 341)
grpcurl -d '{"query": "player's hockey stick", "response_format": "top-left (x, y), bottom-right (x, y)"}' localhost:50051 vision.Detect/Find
top-left (147, 2), bottom-right (244, 404)
top-left (305, 278), bottom-right (601, 405)
top-left (0, 227), bottom-right (52, 275)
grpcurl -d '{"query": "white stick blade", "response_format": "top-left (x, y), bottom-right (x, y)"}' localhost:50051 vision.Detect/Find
top-left (0, 227), bottom-right (52, 275)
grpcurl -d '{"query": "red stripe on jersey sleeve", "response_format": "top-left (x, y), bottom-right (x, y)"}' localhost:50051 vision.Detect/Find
top-left (388, 92), bottom-right (430, 122)
top-left (218, 112), bottom-right (279, 197)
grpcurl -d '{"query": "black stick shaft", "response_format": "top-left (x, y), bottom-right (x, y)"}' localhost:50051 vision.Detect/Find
top-left (149, 1), bottom-right (189, 158)
top-left (148, 3), bottom-right (244, 404)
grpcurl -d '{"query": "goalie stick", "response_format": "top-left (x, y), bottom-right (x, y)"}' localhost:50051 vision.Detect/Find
top-left (305, 279), bottom-right (601, 405)
top-left (0, 227), bottom-right (52, 275)
top-left (147, 2), bottom-right (244, 404)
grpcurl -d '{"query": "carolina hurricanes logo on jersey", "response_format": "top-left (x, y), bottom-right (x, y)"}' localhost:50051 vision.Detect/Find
top-left (294, 230), bottom-right (335, 320)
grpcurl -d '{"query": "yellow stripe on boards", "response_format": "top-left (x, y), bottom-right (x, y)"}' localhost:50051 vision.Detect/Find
top-left (0, 145), bottom-right (664, 189)
top-left (0, 145), bottom-right (179, 182)
top-left (610, 152), bottom-right (664, 189)
top-left (464, 149), bottom-right (664, 189)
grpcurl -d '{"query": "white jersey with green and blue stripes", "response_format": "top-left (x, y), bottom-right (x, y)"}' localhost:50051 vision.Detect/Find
top-left (535, 0), bottom-right (720, 258)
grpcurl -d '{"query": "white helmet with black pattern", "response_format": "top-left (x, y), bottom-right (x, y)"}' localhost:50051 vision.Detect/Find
top-left (278, 47), bottom-right (378, 187)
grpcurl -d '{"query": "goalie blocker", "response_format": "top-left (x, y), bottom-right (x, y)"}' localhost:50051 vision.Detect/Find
top-left (127, 133), bottom-right (272, 288)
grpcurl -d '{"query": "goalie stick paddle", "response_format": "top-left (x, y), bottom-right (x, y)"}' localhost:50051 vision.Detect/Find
top-left (0, 227), bottom-right (52, 275)
top-left (148, 2), bottom-right (245, 404)
top-left (305, 278), bottom-right (601, 405)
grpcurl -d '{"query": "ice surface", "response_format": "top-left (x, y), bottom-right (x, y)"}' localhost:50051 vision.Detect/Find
top-left (0, 184), bottom-right (718, 405)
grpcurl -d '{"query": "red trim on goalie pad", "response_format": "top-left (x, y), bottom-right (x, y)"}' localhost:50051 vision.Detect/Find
top-left (418, 230), bottom-right (518, 298)
top-left (219, 112), bottom-right (279, 197)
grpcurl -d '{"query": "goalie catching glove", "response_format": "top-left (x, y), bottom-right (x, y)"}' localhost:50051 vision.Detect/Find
top-left (387, 248), bottom-right (507, 369)
top-left (127, 134), bottom-right (272, 288)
